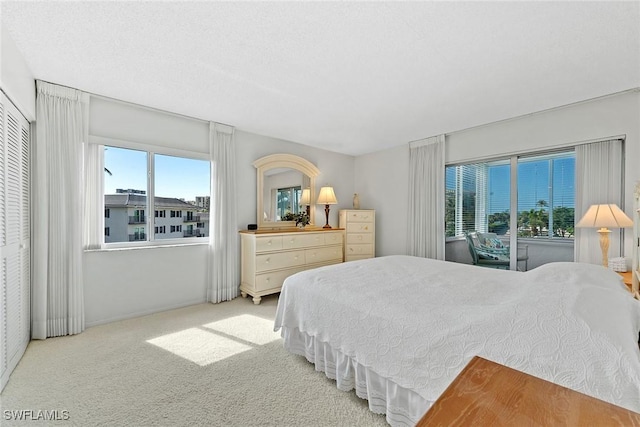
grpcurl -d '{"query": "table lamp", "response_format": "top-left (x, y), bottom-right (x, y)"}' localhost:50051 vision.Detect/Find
top-left (317, 186), bottom-right (338, 229)
top-left (300, 188), bottom-right (311, 217)
top-left (576, 203), bottom-right (633, 267)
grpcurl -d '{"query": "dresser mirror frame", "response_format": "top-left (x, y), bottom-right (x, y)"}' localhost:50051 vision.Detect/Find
top-left (254, 153), bottom-right (320, 229)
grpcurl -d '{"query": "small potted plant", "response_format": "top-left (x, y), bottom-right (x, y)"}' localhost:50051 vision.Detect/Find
top-left (282, 212), bottom-right (310, 229)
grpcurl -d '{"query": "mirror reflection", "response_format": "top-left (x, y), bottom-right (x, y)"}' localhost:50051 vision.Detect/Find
top-left (263, 168), bottom-right (310, 222)
top-left (254, 153), bottom-right (320, 229)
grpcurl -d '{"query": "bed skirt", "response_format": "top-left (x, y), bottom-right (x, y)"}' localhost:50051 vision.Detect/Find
top-left (280, 326), bottom-right (430, 426)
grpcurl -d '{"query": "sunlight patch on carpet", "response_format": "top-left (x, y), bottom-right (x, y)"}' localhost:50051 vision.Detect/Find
top-left (147, 328), bottom-right (251, 366)
top-left (202, 314), bottom-right (280, 345)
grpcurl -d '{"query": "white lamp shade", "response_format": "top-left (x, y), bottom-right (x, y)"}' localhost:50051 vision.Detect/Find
top-left (576, 204), bottom-right (633, 228)
top-left (317, 186), bottom-right (338, 205)
top-left (300, 188), bottom-right (311, 205)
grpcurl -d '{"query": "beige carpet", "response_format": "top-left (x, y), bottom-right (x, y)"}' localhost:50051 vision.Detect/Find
top-left (0, 295), bottom-right (387, 426)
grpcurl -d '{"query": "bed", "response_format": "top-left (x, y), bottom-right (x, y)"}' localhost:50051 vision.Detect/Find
top-left (273, 255), bottom-right (640, 426)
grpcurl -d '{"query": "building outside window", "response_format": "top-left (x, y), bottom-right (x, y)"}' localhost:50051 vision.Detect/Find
top-left (103, 146), bottom-right (210, 245)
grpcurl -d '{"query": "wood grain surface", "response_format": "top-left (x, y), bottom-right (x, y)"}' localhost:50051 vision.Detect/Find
top-left (416, 356), bottom-right (640, 426)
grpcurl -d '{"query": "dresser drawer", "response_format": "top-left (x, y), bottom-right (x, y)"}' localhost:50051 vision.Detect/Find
top-left (324, 232), bottom-right (343, 245)
top-left (345, 211), bottom-right (374, 222)
top-left (254, 268), bottom-right (304, 292)
top-left (346, 233), bottom-right (373, 244)
top-left (282, 233), bottom-right (325, 249)
top-left (305, 246), bottom-right (343, 264)
top-left (240, 228), bottom-right (346, 304)
top-left (256, 250), bottom-right (305, 272)
top-left (255, 236), bottom-right (283, 252)
top-left (346, 222), bottom-right (373, 233)
top-left (346, 244), bottom-right (374, 256)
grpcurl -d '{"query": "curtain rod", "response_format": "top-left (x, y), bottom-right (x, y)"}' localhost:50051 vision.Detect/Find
top-left (36, 78), bottom-right (234, 128)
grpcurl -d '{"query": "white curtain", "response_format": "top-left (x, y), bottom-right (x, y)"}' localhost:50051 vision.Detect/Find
top-left (575, 139), bottom-right (623, 264)
top-left (208, 122), bottom-right (239, 303)
top-left (407, 135), bottom-right (446, 259)
top-left (83, 143), bottom-right (104, 249)
top-left (32, 81), bottom-right (88, 339)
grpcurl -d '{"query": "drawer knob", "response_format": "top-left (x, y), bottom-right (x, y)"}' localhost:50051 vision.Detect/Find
top-left (265, 258), bottom-right (270, 264)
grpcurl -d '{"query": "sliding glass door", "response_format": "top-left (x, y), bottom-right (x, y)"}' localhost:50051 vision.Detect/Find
top-left (516, 152), bottom-right (575, 269)
top-left (446, 149), bottom-right (575, 270)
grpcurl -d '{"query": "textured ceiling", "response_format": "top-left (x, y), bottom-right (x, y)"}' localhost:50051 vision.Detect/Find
top-left (2, 1), bottom-right (639, 156)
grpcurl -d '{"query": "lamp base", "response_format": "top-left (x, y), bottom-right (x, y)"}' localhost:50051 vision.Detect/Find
top-left (323, 204), bottom-right (332, 229)
top-left (597, 228), bottom-right (611, 268)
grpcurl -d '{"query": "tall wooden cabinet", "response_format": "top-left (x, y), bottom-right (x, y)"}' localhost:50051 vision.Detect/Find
top-left (339, 209), bottom-right (375, 262)
top-left (240, 229), bottom-right (343, 304)
top-left (0, 92), bottom-right (31, 391)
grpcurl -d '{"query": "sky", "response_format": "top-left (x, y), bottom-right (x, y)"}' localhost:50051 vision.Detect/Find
top-left (446, 155), bottom-right (576, 214)
top-left (104, 146), bottom-right (210, 201)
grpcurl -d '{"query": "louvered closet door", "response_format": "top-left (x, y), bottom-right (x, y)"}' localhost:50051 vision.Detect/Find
top-left (0, 92), bottom-right (30, 392)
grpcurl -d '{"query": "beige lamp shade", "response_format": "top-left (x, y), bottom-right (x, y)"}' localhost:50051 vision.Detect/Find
top-left (576, 203), bottom-right (633, 267)
top-left (576, 204), bottom-right (633, 229)
top-left (317, 186), bottom-right (338, 205)
top-left (299, 188), bottom-right (311, 205)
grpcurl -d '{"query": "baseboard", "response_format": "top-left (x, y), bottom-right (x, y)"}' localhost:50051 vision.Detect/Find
top-left (85, 298), bottom-right (208, 328)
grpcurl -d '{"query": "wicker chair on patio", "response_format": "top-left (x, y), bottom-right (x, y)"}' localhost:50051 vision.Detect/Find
top-left (464, 231), bottom-right (528, 271)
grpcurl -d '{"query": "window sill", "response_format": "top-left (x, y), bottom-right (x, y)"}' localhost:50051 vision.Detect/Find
top-left (84, 241), bottom-right (208, 253)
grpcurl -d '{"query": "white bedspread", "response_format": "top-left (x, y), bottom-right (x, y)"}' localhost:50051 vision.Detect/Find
top-left (274, 255), bottom-right (640, 425)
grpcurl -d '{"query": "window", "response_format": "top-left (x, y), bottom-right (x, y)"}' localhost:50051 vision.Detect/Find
top-left (277, 186), bottom-right (302, 220)
top-left (104, 146), bottom-right (210, 245)
top-left (446, 150), bottom-right (575, 239)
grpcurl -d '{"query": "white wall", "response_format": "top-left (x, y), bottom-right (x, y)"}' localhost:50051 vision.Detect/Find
top-left (0, 25), bottom-right (35, 121)
top-left (84, 96), bottom-right (355, 326)
top-left (354, 145), bottom-right (409, 256)
top-left (84, 245), bottom-right (208, 326)
top-left (356, 90), bottom-right (640, 259)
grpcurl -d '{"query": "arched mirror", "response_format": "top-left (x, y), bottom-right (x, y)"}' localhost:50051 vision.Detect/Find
top-left (254, 154), bottom-right (320, 229)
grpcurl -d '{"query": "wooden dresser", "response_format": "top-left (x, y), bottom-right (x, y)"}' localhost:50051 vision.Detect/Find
top-left (417, 356), bottom-right (640, 426)
top-left (239, 228), bottom-right (343, 304)
top-left (339, 209), bottom-right (375, 262)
